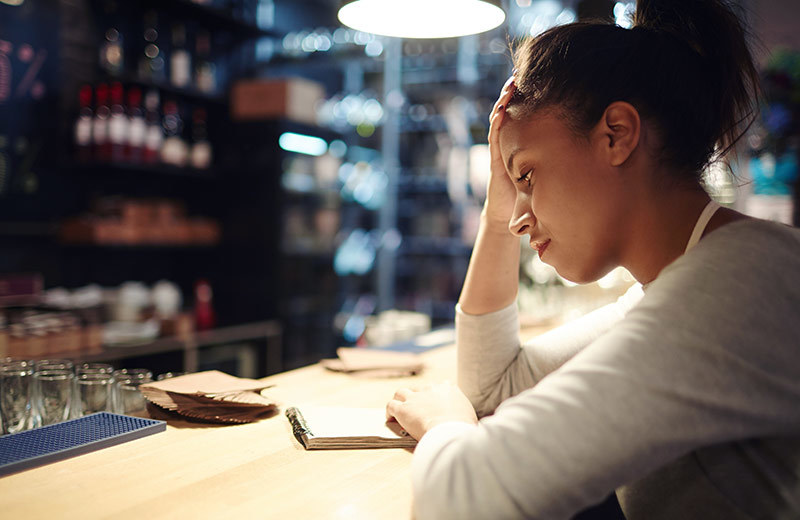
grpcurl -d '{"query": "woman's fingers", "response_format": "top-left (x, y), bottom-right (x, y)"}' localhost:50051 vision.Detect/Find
top-left (386, 386), bottom-right (420, 420)
top-left (490, 76), bottom-right (516, 120)
top-left (489, 78), bottom-right (516, 139)
top-left (386, 399), bottom-right (399, 421)
top-left (392, 387), bottom-right (415, 401)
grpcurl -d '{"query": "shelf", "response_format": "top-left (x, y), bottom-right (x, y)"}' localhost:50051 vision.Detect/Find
top-left (132, 77), bottom-right (226, 105)
top-left (400, 115), bottom-right (448, 133)
top-left (67, 161), bottom-right (217, 180)
top-left (397, 174), bottom-right (448, 194)
top-left (150, 0), bottom-right (283, 41)
top-left (0, 222), bottom-right (58, 238)
top-left (60, 242), bottom-right (220, 250)
top-left (399, 236), bottom-right (472, 256)
top-left (89, 72), bottom-right (227, 105)
top-left (31, 320), bottom-right (281, 371)
top-left (283, 187), bottom-right (342, 202)
top-left (255, 52), bottom-right (385, 73)
top-left (280, 246), bottom-right (335, 259)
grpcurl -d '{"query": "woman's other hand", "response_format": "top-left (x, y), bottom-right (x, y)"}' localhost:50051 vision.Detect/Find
top-left (483, 75), bottom-right (517, 229)
top-left (386, 382), bottom-right (479, 440)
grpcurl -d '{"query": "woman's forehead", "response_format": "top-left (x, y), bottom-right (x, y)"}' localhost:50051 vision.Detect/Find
top-left (499, 110), bottom-right (569, 147)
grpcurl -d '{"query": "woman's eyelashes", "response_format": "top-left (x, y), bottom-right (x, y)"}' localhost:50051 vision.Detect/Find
top-left (516, 169), bottom-right (533, 186)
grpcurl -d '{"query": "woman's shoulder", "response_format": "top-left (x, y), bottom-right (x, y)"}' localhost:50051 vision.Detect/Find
top-left (690, 217), bottom-right (800, 267)
top-left (652, 217), bottom-right (799, 298)
top-left (709, 217), bottom-right (800, 243)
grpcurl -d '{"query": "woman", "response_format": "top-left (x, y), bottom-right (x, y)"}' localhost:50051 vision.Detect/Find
top-left (385, 1), bottom-right (800, 519)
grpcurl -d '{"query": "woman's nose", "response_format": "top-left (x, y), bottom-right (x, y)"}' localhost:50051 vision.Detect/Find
top-left (508, 194), bottom-right (534, 237)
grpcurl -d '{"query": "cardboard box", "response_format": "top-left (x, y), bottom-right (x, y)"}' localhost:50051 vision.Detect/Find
top-left (231, 77), bottom-right (325, 125)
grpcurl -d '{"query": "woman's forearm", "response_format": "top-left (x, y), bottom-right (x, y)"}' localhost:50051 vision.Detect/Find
top-left (458, 212), bottom-right (520, 315)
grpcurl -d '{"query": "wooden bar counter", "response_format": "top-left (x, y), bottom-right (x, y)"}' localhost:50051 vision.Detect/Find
top-left (0, 344), bottom-right (461, 519)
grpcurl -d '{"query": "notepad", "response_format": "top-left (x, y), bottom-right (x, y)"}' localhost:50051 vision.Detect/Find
top-left (286, 406), bottom-right (417, 450)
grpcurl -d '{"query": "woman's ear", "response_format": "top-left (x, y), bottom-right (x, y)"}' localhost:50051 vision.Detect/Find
top-left (600, 101), bottom-right (641, 167)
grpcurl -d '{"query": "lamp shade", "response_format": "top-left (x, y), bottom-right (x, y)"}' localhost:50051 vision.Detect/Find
top-left (338, 0), bottom-right (506, 39)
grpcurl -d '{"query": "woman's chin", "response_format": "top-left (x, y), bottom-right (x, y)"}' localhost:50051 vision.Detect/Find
top-left (553, 263), bottom-right (612, 286)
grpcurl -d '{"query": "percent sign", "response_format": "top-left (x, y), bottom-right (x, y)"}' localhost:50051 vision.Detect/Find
top-left (0, 39), bottom-right (10, 103)
top-left (0, 39), bottom-right (47, 104)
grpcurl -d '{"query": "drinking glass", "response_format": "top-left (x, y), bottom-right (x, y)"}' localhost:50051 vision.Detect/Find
top-left (156, 372), bottom-right (186, 381)
top-left (76, 372), bottom-right (114, 416)
top-left (0, 360), bottom-right (35, 434)
top-left (35, 358), bottom-right (78, 420)
top-left (35, 358), bottom-right (75, 372)
top-left (77, 363), bottom-right (114, 376)
top-left (112, 368), bottom-right (153, 415)
top-left (113, 368), bottom-right (153, 382)
top-left (34, 369), bottom-right (75, 426)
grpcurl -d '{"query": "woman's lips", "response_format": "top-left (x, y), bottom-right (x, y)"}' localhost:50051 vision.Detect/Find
top-left (532, 239), bottom-right (550, 256)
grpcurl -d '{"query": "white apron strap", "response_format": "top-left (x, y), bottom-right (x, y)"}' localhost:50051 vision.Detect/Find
top-left (685, 200), bottom-right (721, 254)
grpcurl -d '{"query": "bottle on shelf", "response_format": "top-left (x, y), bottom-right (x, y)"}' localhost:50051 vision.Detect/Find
top-left (92, 83), bottom-right (111, 162)
top-left (99, 27), bottom-right (124, 76)
top-left (190, 107), bottom-right (212, 169)
top-left (194, 29), bottom-right (217, 94)
top-left (139, 10), bottom-right (166, 83)
top-left (170, 23), bottom-right (192, 89)
top-left (108, 82), bottom-right (129, 163)
top-left (193, 279), bottom-right (216, 331)
top-left (143, 89), bottom-right (163, 164)
top-left (98, 0), bottom-right (124, 77)
top-left (126, 86), bottom-right (146, 163)
top-left (74, 84), bottom-right (93, 162)
top-left (161, 99), bottom-right (188, 167)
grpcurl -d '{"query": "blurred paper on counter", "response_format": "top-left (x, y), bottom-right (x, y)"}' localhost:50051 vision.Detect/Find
top-left (320, 347), bottom-right (424, 378)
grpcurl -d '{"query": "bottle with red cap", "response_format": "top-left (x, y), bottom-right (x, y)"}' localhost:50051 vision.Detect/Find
top-left (75, 85), bottom-right (93, 162)
top-left (161, 100), bottom-right (188, 167)
top-left (193, 279), bottom-right (216, 331)
top-left (108, 82), bottom-right (128, 163)
top-left (190, 107), bottom-right (212, 169)
top-left (195, 29), bottom-right (217, 94)
top-left (143, 89), bottom-right (163, 164)
top-left (92, 83), bottom-right (111, 162)
top-left (127, 87), bottom-right (146, 163)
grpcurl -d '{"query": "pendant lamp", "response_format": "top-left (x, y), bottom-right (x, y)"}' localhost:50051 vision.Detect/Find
top-left (338, 0), bottom-right (506, 39)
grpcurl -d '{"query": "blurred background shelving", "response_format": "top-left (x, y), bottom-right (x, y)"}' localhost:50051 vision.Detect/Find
top-left (2, 0), bottom-right (799, 377)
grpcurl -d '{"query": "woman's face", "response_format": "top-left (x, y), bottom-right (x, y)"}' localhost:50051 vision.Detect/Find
top-left (498, 109), bottom-right (628, 283)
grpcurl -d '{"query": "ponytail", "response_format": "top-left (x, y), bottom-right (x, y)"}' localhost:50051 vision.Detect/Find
top-left (633, 0), bottom-right (760, 162)
top-left (509, 0), bottom-right (761, 182)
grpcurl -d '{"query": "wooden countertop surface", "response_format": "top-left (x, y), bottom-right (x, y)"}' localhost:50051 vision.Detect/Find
top-left (0, 345), bottom-right (457, 519)
top-left (0, 322), bottom-right (555, 519)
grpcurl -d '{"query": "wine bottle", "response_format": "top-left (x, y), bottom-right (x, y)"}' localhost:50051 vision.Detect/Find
top-left (193, 279), bottom-right (216, 331)
top-left (74, 84), bottom-right (93, 162)
top-left (99, 0), bottom-right (124, 77)
top-left (190, 107), bottom-right (212, 169)
top-left (99, 27), bottom-right (124, 76)
top-left (194, 29), bottom-right (217, 94)
top-left (127, 86), bottom-right (146, 163)
top-left (92, 83), bottom-right (111, 162)
top-left (139, 10), bottom-right (166, 83)
top-left (143, 89), bottom-right (163, 164)
top-left (108, 82), bottom-right (128, 163)
top-left (161, 100), bottom-right (188, 166)
top-left (170, 23), bottom-right (191, 89)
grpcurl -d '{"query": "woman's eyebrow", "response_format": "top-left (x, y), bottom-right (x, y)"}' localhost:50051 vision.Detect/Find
top-left (506, 149), bottom-right (520, 175)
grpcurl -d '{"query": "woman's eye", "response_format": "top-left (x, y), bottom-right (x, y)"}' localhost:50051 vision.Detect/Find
top-left (516, 170), bottom-right (533, 185)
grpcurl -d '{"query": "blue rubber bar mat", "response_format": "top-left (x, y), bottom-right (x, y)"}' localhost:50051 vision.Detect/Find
top-left (0, 412), bottom-right (166, 477)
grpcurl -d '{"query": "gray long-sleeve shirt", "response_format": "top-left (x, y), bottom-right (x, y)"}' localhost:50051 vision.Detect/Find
top-left (411, 219), bottom-right (800, 519)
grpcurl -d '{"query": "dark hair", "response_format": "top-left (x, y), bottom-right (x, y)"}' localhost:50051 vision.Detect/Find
top-left (508, 0), bottom-right (761, 183)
